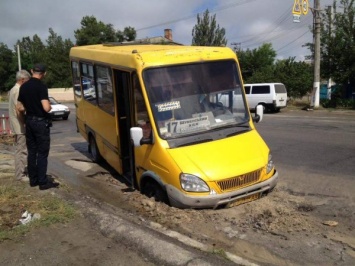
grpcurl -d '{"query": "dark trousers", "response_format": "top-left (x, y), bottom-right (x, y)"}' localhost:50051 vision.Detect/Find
top-left (25, 119), bottom-right (50, 185)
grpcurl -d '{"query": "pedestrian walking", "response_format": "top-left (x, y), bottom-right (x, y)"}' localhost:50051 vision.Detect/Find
top-left (17, 63), bottom-right (59, 190)
top-left (8, 70), bottom-right (31, 181)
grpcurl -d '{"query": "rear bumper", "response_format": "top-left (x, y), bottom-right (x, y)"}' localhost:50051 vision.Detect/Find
top-left (49, 111), bottom-right (70, 118)
top-left (166, 170), bottom-right (278, 209)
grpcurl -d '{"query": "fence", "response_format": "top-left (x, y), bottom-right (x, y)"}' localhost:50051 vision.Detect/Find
top-left (0, 115), bottom-right (15, 144)
top-left (0, 114), bottom-right (12, 135)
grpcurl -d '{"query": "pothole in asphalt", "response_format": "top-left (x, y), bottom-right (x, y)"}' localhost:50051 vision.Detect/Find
top-left (65, 159), bottom-right (94, 172)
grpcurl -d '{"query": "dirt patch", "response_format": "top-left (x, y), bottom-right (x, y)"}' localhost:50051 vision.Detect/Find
top-left (0, 145), bottom-right (154, 266)
top-left (1, 143), bottom-right (355, 265)
top-left (108, 174), bottom-right (355, 266)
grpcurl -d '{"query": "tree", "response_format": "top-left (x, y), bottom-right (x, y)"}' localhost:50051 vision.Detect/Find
top-left (0, 43), bottom-right (15, 92)
top-left (74, 16), bottom-right (137, 45)
top-left (116, 26), bottom-right (137, 42)
top-left (192, 9), bottom-right (227, 46)
top-left (74, 16), bottom-right (117, 45)
top-left (236, 42), bottom-right (312, 98)
top-left (237, 43), bottom-right (276, 81)
top-left (45, 28), bottom-right (74, 88)
top-left (274, 58), bottom-right (313, 98)
top-left (15, 35), bottom-right (46, 72)
top-left (320, 0), bottom-right (355, 92)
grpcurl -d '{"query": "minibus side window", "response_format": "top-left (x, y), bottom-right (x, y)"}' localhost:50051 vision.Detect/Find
top-left (133, 75), bottom-right (151, 139)
top-left (95, 65), bottom-right (114, 115)
top-left (81, 63), bottom-right (97, 104)
top-left (71, 61), bottom-right (82, 99)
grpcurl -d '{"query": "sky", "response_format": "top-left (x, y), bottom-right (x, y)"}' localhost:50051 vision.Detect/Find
top-left (1, 0), bottom-right (335, 61)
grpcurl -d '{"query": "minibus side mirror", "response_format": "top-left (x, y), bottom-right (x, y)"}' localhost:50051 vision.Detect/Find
top-left (130, 127), bottom-right (143, 147)
top-left (253, 105), bottom-right (263, 123)
top-left (130, 127), bottom-right (153, 146)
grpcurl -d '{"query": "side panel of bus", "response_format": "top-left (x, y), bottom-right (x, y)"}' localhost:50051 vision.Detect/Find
top-left (71, 60), bottom-right (124, 174)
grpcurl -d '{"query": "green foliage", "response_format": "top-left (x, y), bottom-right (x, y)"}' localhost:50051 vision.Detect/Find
top-left (321, 85), bottom-right (355, 109)
top-left (192, 9), bottom-right (227, 46)
top-left (238, 43), bottom-right (313, 98)
top-left (13, 31), bottom-right (73, 89)
top-left (274, 58), bottom-right (313, 98)
top-left (116, 26), bottom-right (137, 42)
top-left (0, 43), bottom-right (15, 92)
top-left (321, 98), bottom-right (355, 109)
top-left (16, 35), bottom-right (46, 69)
top-left (74, 16), bottom-right (137, 45)
top-left (238, 43), bottom-right (276, 81)
top-left (0, 15), bottom-right (136, 93)
top-left (320, 0), bottom-right (355, 89)
top-left (45, 28), bottom-right (74, 88)
top-left (74, 16), bottom-right (117, 45)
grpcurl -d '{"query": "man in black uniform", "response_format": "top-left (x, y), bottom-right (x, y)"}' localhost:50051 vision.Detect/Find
top-left (17, 64), bottom-right (59, 190)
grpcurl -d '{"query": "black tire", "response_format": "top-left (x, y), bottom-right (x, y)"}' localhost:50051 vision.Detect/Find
top-left (89, 135), bottom-right (102, 163)
top-left (142, 181), bottom-right (169, 204)
top-left (63, 116), bottom-right (69, 120)
top-left (260, 104), bottom-right (269, 113)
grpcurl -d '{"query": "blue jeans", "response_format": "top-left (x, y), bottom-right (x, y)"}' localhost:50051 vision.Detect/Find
top-left (25, 119), bottom-right (50, 185)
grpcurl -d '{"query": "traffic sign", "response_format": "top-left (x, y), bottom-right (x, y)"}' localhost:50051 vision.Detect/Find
top-left (293, 0), bottom-right (301, 15)
top-left (302, 0), bottom-right (309, 15)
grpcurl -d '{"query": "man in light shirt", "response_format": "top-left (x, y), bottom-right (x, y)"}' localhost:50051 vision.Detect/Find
top-left (8, 70), bottom-right (31, 181)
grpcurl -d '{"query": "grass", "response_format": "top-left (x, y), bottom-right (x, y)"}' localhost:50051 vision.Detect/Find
top-left (0, 173), bottom-right (77, 242)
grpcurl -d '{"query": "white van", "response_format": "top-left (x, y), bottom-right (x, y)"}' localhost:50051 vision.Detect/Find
top-left (244, 83), bottom-right (287, 112)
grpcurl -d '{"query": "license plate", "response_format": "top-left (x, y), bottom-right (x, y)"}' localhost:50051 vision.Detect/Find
top-left (55, 112), bottom-right (64, 115)
top-left (229, 193), bottom-right (261, 207)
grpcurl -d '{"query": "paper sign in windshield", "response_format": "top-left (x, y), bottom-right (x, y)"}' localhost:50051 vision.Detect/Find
top-left (156, 101), bottom-right (180, 112)
top-left (165, 116), bottom-right (210, 133)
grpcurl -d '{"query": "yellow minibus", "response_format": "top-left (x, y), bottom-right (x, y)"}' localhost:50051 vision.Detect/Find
top-left (69, 44), bottom-right (278, 209)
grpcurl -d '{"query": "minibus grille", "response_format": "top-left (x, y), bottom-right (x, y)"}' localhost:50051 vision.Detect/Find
top-left (217, 169), bottom-right (262, 192)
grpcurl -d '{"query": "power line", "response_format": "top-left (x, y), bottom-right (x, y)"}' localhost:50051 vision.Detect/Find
top-left (276, 29), bottom-right (310, 53)
top-left (231, 12), bottom-right (312, 52)
top-left (136, 0), bottom-right (257, 32)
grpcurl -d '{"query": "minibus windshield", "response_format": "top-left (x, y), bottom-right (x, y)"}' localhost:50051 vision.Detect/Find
top-left (143, 60), bottom-right (249, 139)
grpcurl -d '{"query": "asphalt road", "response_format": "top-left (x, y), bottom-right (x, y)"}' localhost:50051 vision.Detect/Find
top-left (2, 103), bottom-right (355, 218)
top-left (256, 109), bottom-right (355, 196)
top-left (1, 102), bottom-right (355, 264)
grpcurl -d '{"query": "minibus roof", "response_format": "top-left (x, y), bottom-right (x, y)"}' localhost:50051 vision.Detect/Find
top-left (70, 44), bottom-right (237, 69)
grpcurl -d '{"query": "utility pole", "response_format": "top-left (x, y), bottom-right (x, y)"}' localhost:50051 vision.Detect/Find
top-left (327, 5), bottom-right (334, 100)
top-left (312, 0), bottom-right (321, 108)
top-left (17, 45), bottom-right (21, 71)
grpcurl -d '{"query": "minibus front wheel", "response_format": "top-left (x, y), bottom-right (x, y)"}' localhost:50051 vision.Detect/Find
top-left (89, 135), bottom-right (102, 163)
top-left (142, 181), bottom-right (169, 205)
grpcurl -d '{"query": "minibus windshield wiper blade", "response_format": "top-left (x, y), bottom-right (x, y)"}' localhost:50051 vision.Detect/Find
top-left (226, 128), bottom-right (250, 137)
top-left (176, 138), bottom-right (214, 147)
top-left (213, 122), bottom-right (249, 130)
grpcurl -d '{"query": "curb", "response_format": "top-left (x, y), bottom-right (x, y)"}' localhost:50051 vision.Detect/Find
top-left (73, 194), bottom-right (258, 266)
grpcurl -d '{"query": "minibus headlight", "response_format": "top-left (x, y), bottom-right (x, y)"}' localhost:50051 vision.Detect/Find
top-left (266, 154), bottom-right (274, 174)
top-left (180, 173), bottom-right (210, 192)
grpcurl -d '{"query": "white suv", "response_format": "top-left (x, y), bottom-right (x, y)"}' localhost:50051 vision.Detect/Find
top-left (244, 83), bottom-right (287, 112)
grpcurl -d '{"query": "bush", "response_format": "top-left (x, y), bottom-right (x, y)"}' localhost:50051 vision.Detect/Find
top-left (321, 98), bottom-right (355, 109)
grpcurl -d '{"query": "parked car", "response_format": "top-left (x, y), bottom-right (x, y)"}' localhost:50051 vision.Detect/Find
top-left (48, 96), bottom-right (70, 120)
top-left (244, 83), bottom-right (288, 112)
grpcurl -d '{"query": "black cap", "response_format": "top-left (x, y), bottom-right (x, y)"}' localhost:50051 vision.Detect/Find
top-left (33, 63), bottom-right (46, 73)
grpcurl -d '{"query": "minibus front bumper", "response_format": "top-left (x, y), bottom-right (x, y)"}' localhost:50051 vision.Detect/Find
top-left (166, 170), bottom-right (278, 209)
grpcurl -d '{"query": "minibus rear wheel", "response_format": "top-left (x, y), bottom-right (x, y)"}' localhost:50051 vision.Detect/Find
top-left (142, 181), bottom-right (169, 205)
top-left (89, 135), bottom-right (103, 163)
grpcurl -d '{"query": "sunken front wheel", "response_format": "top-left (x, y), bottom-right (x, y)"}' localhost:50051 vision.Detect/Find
top-left (89, 135), bottom-right (102, 163)
top-left (142, 181), bottom-right (169, 205)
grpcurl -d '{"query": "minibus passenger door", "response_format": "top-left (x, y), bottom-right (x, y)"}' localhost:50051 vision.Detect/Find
top-left (131, 75), bottom-right (153, 186)
top-left (114, 70), bottom-right (133, 183)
